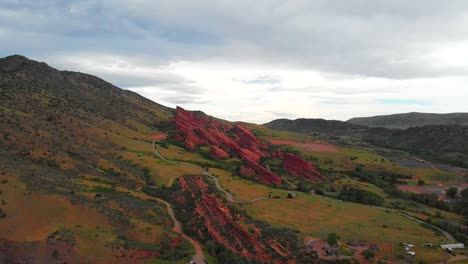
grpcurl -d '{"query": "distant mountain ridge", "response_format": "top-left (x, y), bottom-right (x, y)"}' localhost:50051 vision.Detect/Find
top-left (347, 112), bottom-right (468, 129)
top-left (264, 118), bottom-right (366, 135)
top-left (264, 117), bottom-right (468, 168)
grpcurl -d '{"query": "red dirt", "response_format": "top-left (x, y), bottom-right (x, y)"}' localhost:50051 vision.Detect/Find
top-left (173, 107), bottom-right (326, 185)
top-left (268, 139), bottom-right (298, 146)
top-left (296, 143), bottom-right (338, 153)
top-left (397, 185), bottom-right (446, 200)
top-left (148, 133), bottom-right (167, 141)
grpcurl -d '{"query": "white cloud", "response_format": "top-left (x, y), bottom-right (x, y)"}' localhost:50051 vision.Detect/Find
top-left (1, 1), bottom-right (468, 123)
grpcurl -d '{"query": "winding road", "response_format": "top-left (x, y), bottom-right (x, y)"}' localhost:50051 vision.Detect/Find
top-left (313, 192), bottom-right (457, 242)
top-left (150, 141), bottom-right (270, 264)
top-left (152, 141), bottom-right (269, 204)
top-left (150, 141), bottom-right (458, 264)
top-left (150, 142), bottom-right (206, 264)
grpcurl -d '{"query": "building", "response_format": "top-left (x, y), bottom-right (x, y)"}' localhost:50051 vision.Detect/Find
top-left (440, 244), bottom-right (465, 250)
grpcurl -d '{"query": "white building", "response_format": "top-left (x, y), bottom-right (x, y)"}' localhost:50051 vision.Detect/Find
top-left (440, 244), bottom-right (465, 250)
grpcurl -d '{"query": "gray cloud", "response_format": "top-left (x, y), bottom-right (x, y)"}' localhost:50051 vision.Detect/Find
top-left (2, 0), bottom-right (468, 79)
top-left (161, 96), bottom-right (208, 105)
top-left (2, 1), bottom-right (468, 123)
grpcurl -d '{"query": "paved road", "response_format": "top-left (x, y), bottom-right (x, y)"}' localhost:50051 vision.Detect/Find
top-left (394, 211), bottom-right (456, 242)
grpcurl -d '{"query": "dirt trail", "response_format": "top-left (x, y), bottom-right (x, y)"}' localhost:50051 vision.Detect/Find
top-left (154, 197), bottom-right (205, 264)
top-left (151, 142), bottom-right (458, 262)
top-left (153, 141), bottom-right (268, 204)
top-left (150, 142), bottom-right (206, 264)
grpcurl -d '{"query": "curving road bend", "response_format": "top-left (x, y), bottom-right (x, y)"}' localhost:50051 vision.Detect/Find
top-left (152, 141), bottom-right (269, 204)
top-left (150, 142), bottom-right (206, 264)
top-left (150, 196), bottom-right (205, 264)
top-left (151, 141), bottom-right (458, 262)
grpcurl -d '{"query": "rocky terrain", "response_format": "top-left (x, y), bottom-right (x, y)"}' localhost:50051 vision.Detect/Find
top-left (1, 55), bottom-right (467, 264)
top-left (266, 116), bottom-right (468, 168)
top-left (173, 107), bottom-right (326, 185)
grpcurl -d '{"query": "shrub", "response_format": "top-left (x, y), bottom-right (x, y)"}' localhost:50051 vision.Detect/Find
top-left (363, 249), bottom-right (375, 260)
top-left (52, 249), bottom-right (59, 259)
top-left (327, 233), bottom-right (340, 246)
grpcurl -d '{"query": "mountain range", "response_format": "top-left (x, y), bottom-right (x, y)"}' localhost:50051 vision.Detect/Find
top-left (347, 112), bottom-right (468, 129)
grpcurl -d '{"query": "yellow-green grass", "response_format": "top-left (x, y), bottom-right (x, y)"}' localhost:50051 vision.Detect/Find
top-left (129, 218), bottom-right (167, 244)
top-left (302, 145), bottom-right (464, 186)
top-left (120, 151), bottom-right (201, 186)
top-left (449, 260), bottom-right (468, 264)
top-left (239, 122), bottom-right (306, 141)
top-left (79, 119), bottom-right (154, 154)
top-left (210, 168), bottom-right (287, 200)
top-left (406, 245), bottom-right (451, 264)
top-left (333, 177), bottom-right (389, 198)
top-left (157, 145), bottom-right (209, 163)
top-left (0, 176), bottom-right (118, 261)
top-left (243, 192), bottom-right (450, 245)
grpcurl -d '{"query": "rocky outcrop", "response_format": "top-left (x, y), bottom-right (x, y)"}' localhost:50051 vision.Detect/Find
top-left (175, 176), bottom-right (294, 263)
top-left (210, 146), bottom-right (229, 160)
top-left (283, 153), bottom-right (327, 183)
top-left (173, 106), bottom-right (326, 185)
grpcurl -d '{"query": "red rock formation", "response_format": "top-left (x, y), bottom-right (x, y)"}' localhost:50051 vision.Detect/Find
top-left (172, 106), bottom-right (326, 185)
top-left (240, 159), bottom-right (282, 185)
top-left (177, 176), bottom-right (292, 263)
top-left (210, 146), bottom-right (229, 160)
top-left (283, 153), bottom-right (327, 183)
top-left (174, 106), bottom-right (283, 185)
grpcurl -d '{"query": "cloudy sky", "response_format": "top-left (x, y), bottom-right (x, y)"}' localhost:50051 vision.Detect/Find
top-left (1, 0), bottom-right (468, 123)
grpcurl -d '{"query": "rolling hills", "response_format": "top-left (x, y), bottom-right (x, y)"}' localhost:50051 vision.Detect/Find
top-left (1, 55), bottom-right (467, 264)
top-left (265, 117), bottom-right (468, 168)
top-left (348, 112), bottom-right (468, 129)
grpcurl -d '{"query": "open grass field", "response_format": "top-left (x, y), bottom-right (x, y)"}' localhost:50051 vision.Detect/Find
top-left (209, 168), bottom-right (287, 200)
top-left (119, 150), bottom-right (200, 186)
top-left (157, 145), bottom-right (210, 163)
top-left (0, 175), bottom-right (119, 261)
top-left (243, 192), bottom-right (451, 262)
top-left (0, 176), bottom-right (112, 242)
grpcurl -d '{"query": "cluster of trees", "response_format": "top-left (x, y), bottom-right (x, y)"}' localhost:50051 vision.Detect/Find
top-left (346, 167), bottom-right (452, 211)
top-left (337, 187), bottom-right (385, 206)
top-left (0, 208), bottom-right (6, 218)
top-left (454, 188), bottom-right (468, 218)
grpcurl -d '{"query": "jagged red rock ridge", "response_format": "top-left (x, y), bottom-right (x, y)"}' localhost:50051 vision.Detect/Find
top-left (174, 176), bottom-right (295, 264)
top-left (173, 106), bottom-right (325, 185)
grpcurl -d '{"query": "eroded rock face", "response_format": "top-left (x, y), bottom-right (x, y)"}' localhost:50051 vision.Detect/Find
top-left (283, 153), bottom-right (327, 183)
top-left (175, 176), bottom-right (294, 263)
top-left (210, 146), bottom-right (229, 160)
top-left (173, 106), bottom-right (326, 185)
